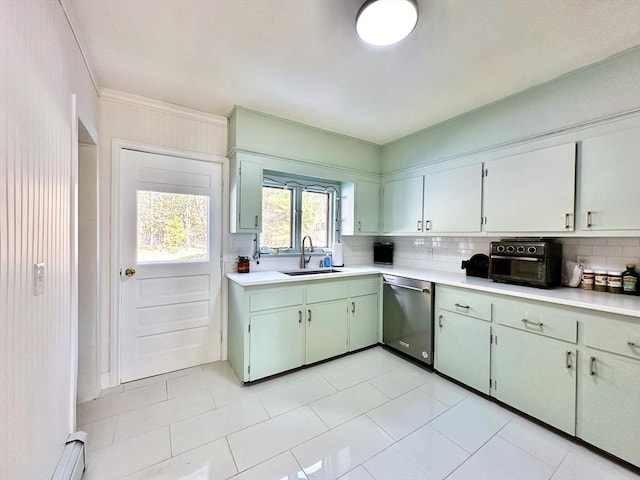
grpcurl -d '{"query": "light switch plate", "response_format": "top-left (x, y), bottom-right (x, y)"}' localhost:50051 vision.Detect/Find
top-left (34, 263), bottom-right (45, 296)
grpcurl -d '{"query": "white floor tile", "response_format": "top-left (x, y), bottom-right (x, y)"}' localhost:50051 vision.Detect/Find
top-left (123, 437), bottom-right (237, 480)
top-left (419, 375), bottom-right (469, 406)
top-left (367, 424), bottom-right (469, 480)
top-left (367, 365), bottom-right (431, 399)
top-left (80, 415), bottom-right (117, 452)
top-left (228, 406), bottom-right (328, 471)
top-left (447, 436), bottom-right (555, 480)
top-left (428, 396), bottom-right (511, 453)
top-left (498, 417), bottom-right (573, 468)
top-left (292, 415), bottom-right (394, 480)
top-left (367, 388), bottom-right (448, 440)
top-left (123, 364), bottom-right (203, 391)
top-left (171, 397), bottom-right (269, 455)
top-left (114, 389), bottom-right (215, 442)
top-left (311, 382), bottom-right (390, 428)
top-left (320, 348), bottom-right (406, 390)
top-left (78, 381), bottom-right (167, 425)
top-left (339, 466), bottom-right (375, 480)
top-left (364, 444), bottom-right (440, 480)
top-left (551, 446), bottom-right (640, 480)
top-left (211, 374), bottom-right (291, 408)
top-left (259, 375), bottom-right (337, 417)
top-left (84, 426), bottom-right (171, 480)
top-left (230, 451), bottom-right (309, 480)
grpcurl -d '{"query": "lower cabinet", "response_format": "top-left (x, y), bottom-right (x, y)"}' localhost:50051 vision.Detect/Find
top-left (492, 326), bottom-right (576, 435)
top-left (436, 310), bottom-right (491, 394)
top-left (248, 307), bottom-right (304, 380)
top-left (305, 300), bottom-right (349, 364)
top-left (578, 348), bottom-right (640, 467)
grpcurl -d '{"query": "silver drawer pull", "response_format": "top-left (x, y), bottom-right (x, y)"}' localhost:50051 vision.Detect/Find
top-left (565, 351), bottom-right (572, 369)
top-left (589, 356), bottom-right (596, 376)
top-left (522, 318), bottom-right (543, 327)
top-left (454, 303), bottom-right (470, 310)
top-left (628, 342), bottom-right (638, 348)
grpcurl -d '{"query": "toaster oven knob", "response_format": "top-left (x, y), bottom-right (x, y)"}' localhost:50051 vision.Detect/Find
top-left (516, 246), bottom-right (525, 254)
top-left (528, 246), bottom-right (537, 254)
top-left (506, 245), bottom-right (515, 253)
top-left (496, 245), bottom-right (505, 253)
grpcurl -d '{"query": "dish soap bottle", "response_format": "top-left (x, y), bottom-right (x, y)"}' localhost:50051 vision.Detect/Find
top-left (622, 264), bottom-right (639, 295)
top-left (324, 250), bottom-right (332, 268)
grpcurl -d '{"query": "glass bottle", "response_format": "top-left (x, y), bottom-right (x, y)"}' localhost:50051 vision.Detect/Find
top-left (622, 264), bottom-right (639, 295)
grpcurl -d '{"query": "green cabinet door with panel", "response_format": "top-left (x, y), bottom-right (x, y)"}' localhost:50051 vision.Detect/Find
top-left (229, 153), bottom-right (263, 233)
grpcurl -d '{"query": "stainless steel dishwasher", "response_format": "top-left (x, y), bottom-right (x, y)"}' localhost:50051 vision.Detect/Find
top-left (382, 274), bottom-right (434, 366)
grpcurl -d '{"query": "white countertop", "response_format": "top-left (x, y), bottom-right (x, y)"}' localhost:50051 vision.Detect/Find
top-left (227, 265), bottom-right (640, 319)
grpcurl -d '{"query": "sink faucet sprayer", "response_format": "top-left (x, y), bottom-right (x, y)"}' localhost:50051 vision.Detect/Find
top-left (300, 235), bottom-right (314, 269)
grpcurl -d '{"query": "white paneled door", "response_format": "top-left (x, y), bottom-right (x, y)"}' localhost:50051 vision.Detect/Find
top-left (119, 149), bottom-right (222, 382)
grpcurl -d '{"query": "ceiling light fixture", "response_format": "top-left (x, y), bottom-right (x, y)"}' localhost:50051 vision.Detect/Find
top-left (356, 0), bottom-right (418, 47)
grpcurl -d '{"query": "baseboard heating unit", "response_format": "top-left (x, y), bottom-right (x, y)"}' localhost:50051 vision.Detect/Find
top-left (50, 432), bottom-right (87, 480)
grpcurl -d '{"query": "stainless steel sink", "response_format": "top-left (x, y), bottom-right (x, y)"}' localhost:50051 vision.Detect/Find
top-left (280, 269), bottom-right (342, 276)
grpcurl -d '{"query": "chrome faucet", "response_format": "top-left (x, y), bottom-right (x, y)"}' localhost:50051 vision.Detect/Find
top-left (300, 235), bottom-right (314, 268)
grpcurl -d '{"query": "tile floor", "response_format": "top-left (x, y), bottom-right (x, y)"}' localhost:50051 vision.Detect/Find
top-left (77, 347), bottom-right (639, 480)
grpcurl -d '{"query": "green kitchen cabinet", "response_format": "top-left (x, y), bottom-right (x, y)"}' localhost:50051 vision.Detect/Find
top-left (229, 152), bottom-right (263, 233)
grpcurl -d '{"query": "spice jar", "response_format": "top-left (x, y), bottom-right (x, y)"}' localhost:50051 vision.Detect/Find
top-left (580, 269), bottom-right (594, 290)
top-left (607, 271), bottom-right (623, 294)
top-left (594, 270), bottom-right (608, 292)
top-left (237, 256), bottom-right (250, 273)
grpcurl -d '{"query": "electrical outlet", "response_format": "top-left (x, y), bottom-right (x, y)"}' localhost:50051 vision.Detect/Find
top-left (425, 247), bottom-right (433, 259)
top-left (576, 257), bottom-right (588, 267)
top-left (351, 246), bottom-right (360, 255)
top-left (34, 263), bottom-right (45, 296)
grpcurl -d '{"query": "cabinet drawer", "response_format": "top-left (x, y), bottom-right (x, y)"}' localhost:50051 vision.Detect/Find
top-left (350, 277), bottom-right (380, 297)
top-left (582, 312), bottom-right (640, 359)
top-left (306, 282), bottom-right (349, 304)
top-left (494, 298), bottom-right (577, 343)
top-left (250, 287), bottom-right (304, 312)
top-left (437, 286), bottom-right (492, 322)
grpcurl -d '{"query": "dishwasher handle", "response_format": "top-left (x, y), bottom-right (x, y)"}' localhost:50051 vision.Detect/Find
top-left (383, 281), bottom-right (430, 294)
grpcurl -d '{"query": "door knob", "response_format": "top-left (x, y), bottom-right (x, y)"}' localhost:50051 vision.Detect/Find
top-left (124, 267), bottom-right (136, 277)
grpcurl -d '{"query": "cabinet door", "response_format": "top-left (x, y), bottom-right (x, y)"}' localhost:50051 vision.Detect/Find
top-left (578, 348), bottom-right (640, 467)
top-left (579, 127), bottom-right (640, 231)
top-left (484, 143), bottom-right (576, 232)
top-left (423, 163), bottom-right (483, 233)
top-left (232, 158), bottom-right (262, 232)
top-left (249, 307), bottom-right (304, 381)
top-left (435, 310), bottom-right (491, 394)
top-left (355, 180), bottom-right (380, 234)
top-left (305, 300), bottom-right (349, 364)
top-left (493, 326), bottom-right (576, 435)
top-left (349, 294), bottom-right (379, 351)
top-left (382, 176), bottom-right (424, 234)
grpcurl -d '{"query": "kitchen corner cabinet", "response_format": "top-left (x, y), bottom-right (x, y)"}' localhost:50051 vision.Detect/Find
top-left (435, 286), bottom-right (493, 394)
top-left (382, 176), bottom-right (424, 234)
top-left (229, 153), bottom-right (263, 233)
top-left (228, 275), bottom-right (380, 382)
top-left (578, 126), bottom-right (640, 231)
top-left (341, 180), bottom-right (380, 235)
top-left (423, 163), bottom-right (483, 233)
top-left (484, 142), bottom-right (576, 232)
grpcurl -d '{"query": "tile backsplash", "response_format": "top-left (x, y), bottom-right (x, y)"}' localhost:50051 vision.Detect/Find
top-left (226, 234), bottom-right (640, 274)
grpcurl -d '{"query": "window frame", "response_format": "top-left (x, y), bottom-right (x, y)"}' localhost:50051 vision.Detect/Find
top-left (260, 172), bottom-right (339, 255)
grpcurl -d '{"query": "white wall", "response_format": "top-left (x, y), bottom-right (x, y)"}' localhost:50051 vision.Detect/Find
top-left (97, 90), bottom-right (227, 387)
top-left (0, 1), bottom-right (99, 478)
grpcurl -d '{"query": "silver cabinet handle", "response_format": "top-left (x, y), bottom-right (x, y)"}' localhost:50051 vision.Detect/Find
top-left (351, 302), bottom-right (356, 314)
top-left (522, 318), bottom-right (544, 327)
top-left (438, 314), bottom-right (443, 328)
top-left (454, 303), bottom-right (470, 310)
top-left (589, 356), bottom-right (596, 376)
top-left (586, 211), bottom-right (592, 228)
top-left (298, 310), bottom-right (302, 324)
top-left (564, 213), bottom-right (571, 229)
top-left (425, 220), bottom-right (432, 231)
top-left (254, 215), bottom-right (259, 228)
top-left (307, 309), bottom-right (312, 322)
top-left (417, 220), bottom-right (422, 231)
top-left (357, 220), bottom-right (362, 231)
top-left (566, 351), bottom-right (572, 369)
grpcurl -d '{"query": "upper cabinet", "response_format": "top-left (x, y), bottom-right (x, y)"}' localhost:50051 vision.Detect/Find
top-left (341, 180), bottom-right (380, 235)
top-left (423, 163), bottom-right (483, 233)
top-left (229, 153), bottom-right (263, 233)
top-left (484, 143), bottom-right (576, 233)
top-left (382, 176), bottom-right (424, 234)
top-left (578, 126), bottom-right (640, 231)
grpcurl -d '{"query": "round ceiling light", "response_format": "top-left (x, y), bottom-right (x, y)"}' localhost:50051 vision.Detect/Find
top-left (356, 0), bottom-right (418, 47)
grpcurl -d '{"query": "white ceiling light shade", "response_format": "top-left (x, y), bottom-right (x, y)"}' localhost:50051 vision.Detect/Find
top-left (356, 0), bottom-right (418, 46)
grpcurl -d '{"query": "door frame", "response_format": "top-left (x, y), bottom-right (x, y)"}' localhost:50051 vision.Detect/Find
top-left (110, 139), bottom-right (226, 386)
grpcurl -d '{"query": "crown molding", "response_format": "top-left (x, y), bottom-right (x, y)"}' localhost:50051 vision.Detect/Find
top-left (100, 88), bottom-right (228, 127)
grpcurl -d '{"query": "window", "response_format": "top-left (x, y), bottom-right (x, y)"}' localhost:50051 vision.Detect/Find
top-left (260, 173), bottom-right (338, 254)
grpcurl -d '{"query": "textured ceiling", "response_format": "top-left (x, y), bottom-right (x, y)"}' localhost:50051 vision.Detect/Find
top-left (68, 0), bottom-right (640, 144)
